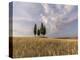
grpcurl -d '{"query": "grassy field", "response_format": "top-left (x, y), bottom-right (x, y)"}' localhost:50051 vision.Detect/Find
top-left (11, 37), bottom-right (78, 58)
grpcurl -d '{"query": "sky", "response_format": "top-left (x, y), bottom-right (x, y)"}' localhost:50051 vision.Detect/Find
top-left (10, 1), bottom-right (78, 37)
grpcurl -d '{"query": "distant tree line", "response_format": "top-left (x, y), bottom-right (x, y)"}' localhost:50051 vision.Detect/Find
top-left (34, 22), bottom-right (46, 37)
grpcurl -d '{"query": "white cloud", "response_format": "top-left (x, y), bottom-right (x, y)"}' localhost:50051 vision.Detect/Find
top-left (40, 3), bottom-right (77, 34)
top-left (41, 3), bottom-right (49, 14)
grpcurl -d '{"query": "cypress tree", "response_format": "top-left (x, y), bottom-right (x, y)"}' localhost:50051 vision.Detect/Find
top-left (37, 29), bottom-right (40, 36)
top-left (40, 22), bottom-right (46, 37)
top-left (43, 26), bottom-right (46, 35)
top-left (40, 22), bottom-right (44, 35)
top-left (34, 24), bottom-right (37, 36)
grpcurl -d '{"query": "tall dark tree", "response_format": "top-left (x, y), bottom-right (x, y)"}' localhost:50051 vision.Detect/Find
top-left (40, 22), bottom-right (46, 36)
top-left (43, 26), bottom-right (46, 35)
top-left (34, 24), bottom-right (37, 36)
top-left (40, 22), bottom-right (44, 35)
top-left (37, 29), bottom-right (40, 36)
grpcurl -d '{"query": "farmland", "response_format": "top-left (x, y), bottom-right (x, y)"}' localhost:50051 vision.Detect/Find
top-left (10, 37), bottom-right (78, 58)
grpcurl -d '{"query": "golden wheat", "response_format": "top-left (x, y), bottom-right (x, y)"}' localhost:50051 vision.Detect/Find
top-left (11, 37), bottom-right (78, 58)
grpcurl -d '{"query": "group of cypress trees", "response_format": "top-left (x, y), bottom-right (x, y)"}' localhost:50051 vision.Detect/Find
top-left (34, 22), bottom-right (46, 37)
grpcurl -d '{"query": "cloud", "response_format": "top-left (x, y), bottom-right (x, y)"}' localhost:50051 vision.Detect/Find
top-left (40, 3), bottom-right (78, 34)
top-left (41, 3), bottom-right (49, 14)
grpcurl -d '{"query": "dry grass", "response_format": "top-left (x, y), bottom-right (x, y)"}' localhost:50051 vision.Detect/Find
top-left (11, 37), bottom-right (78, 58)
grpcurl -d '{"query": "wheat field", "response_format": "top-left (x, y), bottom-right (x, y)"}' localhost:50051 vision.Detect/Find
top-left (11, 37), bottom-right (78, 58)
